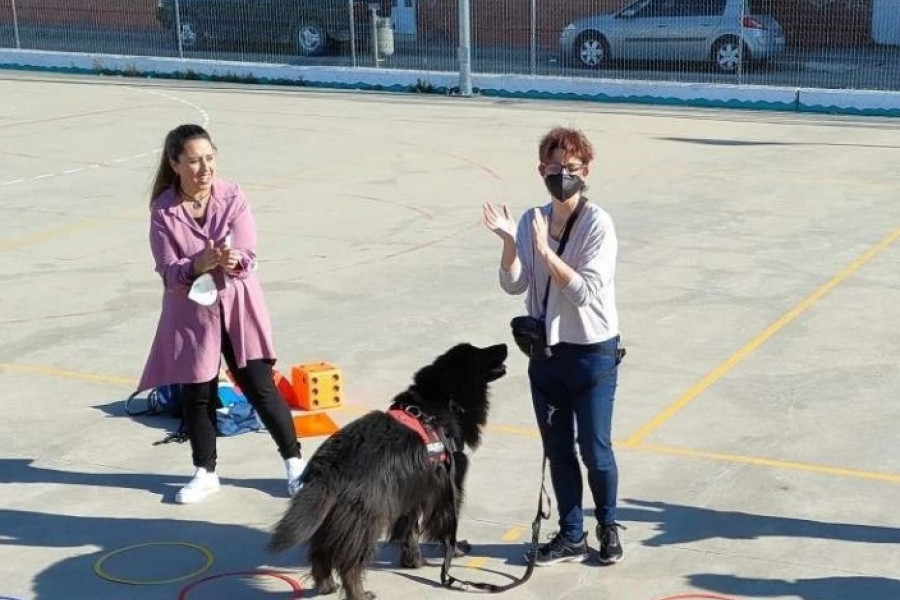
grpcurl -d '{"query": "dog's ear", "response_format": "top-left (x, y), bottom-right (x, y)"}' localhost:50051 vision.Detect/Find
top-left (412, 363), bottom-right (447, 398)
top-left (413, 344), bottom-right (468, 395)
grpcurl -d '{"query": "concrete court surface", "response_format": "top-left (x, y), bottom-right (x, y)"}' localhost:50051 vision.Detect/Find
top-left (0, 71), bottom-right (898, 600)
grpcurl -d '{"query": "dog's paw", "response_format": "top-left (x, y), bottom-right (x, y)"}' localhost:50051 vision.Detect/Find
top-left (315, 579), bottom-right (339, 595)
top-left (399, 546), bottom-right (424, 569)
top-left (454, 539), bottom-right (472, 557)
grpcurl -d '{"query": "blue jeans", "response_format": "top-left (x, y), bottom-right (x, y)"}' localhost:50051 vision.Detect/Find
top-left (528, 337), bottom-right (619, 542)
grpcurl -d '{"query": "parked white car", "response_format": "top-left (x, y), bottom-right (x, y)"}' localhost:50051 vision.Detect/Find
top-left (560, 0), bottom-right (786, 73)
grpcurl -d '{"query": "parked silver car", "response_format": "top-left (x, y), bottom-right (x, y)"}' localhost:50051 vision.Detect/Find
top-left (560, 0), bottom-right (786, 73)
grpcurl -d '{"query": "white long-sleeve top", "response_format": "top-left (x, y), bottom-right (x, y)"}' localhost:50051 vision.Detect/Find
top-left (499, 201), bottom-right (619, 346)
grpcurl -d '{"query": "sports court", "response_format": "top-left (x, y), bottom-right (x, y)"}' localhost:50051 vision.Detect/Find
top-left (0, 71), bottom-right (898, 600)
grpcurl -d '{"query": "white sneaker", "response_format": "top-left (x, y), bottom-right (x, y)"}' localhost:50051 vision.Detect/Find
top-left (175, 467), bottom-right (220, 504)
top-left (285, 457), bottom-right (307, 497)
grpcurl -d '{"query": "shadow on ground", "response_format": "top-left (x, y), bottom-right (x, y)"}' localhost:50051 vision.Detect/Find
top-left (4, 462), bottom-right (898, 600)
top-left (618, 498), bottom-right (900, 546)
top-left (688, 573), bottom-right (900, 600)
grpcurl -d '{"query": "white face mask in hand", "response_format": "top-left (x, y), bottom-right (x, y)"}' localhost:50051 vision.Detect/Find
top-left (188, 272), bottom-right (217, 306)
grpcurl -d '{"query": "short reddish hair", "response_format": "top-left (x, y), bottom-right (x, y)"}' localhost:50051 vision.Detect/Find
top-left (538, 127), bottom-right (594, 165)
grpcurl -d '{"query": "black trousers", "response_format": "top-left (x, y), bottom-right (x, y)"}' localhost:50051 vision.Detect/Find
top-left (181, 322), bottom-right (301, 472)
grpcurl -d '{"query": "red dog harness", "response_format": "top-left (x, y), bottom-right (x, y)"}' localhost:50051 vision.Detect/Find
top-left (387, 406), bottom-right (449, 464)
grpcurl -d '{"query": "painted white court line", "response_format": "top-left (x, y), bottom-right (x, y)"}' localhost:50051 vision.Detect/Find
top-left (1, 85), bottom-right (211, 187)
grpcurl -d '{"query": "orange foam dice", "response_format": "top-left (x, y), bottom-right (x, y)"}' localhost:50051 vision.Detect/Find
top-left (293, 412), bottom-right (340, 438)
top-left (223, 369), bottom-right (242, 393)
top-left (273, 368), bottom-right (299, 408)
top-left (291, 362), bottom-right (342, 410)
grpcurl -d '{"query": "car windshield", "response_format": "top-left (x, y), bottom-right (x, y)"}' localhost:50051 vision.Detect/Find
top-left (619, 0), bottom-right (651, 17)
top-left (619, 0), bottom-right (776, 18)
top-left (746, 0), bottom-right (776, 14)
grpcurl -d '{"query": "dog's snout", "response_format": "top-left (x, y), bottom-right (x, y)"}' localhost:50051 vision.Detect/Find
top-left (483, 344), bottom-right (508, 382)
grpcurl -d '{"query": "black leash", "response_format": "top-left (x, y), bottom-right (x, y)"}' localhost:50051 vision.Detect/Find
top-left (437, 200), bottom-right (586, 591)
top-left (125, 389), bottom-right (161, 417)
top-left (439, 435), bottom-right (551, 593)
top-left (126, 389), bottom-right (190, 445)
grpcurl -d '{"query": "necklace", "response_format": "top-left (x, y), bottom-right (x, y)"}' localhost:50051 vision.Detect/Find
top-left (181, 189), bottom-right (211, 211)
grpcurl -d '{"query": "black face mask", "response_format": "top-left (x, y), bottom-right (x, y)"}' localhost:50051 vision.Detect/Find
top-left (544, 172), bottom-right (584, 202)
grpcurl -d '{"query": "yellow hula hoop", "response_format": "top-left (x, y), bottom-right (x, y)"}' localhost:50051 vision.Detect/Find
top-left (93, 541), bottom-right (214, 585)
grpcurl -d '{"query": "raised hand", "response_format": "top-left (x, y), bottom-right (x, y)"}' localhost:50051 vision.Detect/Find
top-left (482, 201), bottom-right (516, 241)
top-left (531, 208), bottom-right (550, 258)
top-left (193, 240), bottom-right (219, 275)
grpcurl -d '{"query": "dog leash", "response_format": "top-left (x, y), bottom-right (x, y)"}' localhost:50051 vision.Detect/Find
top-left (439, 438), bottom-right (551, 593)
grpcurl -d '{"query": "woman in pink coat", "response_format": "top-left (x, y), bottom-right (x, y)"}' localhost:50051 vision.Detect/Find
top-left (139, 124), bottom-right (305, 504)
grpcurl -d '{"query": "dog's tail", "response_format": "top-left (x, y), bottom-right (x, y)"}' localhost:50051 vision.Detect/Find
top-left (268, 478), bottom-right (335, 552)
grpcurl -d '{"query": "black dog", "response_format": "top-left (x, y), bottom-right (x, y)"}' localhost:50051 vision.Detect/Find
top-left (269, 343), bottom-right (508, 600)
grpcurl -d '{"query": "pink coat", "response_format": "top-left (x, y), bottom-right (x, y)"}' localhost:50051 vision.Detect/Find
top-left (138, 179), bottom-right (277, 392)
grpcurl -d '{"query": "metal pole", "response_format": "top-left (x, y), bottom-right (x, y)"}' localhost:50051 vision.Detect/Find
top-left (348, 0), bottom-right (357, 67)
top-left (457, 0), bottom-right (472, 96)
top-left (529, 0), bottom-right (536, 75)
top-left (371, 6), bottom-right (381, 67)
top-left (738, 0), bottom-right (745, 85)
top-left (173, 0), bottom-right (184, 59)
top-left (11, 0), bottom-right (20, 49)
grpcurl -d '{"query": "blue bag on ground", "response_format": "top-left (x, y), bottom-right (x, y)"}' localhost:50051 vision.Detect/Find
top-left (216, 399), bottom-right (263, 436)
top-left (127, 382), bottom-right (263, 444)
top-left (126, 384), bottom-right (184, 418)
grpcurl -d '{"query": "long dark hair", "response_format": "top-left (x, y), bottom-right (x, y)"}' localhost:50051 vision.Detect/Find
top-left (149, 124), bottom-right (215, 208)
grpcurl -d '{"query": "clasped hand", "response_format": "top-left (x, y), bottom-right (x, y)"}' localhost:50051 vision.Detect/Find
top-left (194, 240), bottom-right (240, 275)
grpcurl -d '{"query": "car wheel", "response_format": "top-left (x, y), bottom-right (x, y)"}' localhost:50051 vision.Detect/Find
top-left (176, 14), bottom-right (203, 50)
top-left (575, 32), bottom-right (608, 69)
top-left (296, 20), bottom-right (327, 56)
top-left (712, 37), bottom-right (749, 73)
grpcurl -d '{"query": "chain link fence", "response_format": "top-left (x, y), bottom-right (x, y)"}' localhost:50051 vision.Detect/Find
top-left (1, 0), bottom-right (897, 91)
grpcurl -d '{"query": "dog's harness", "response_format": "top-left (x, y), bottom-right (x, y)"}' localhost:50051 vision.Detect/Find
top-left (388, 391), bottom-right (549, 594)
top-left (387, 403), bottom-right (453, 465)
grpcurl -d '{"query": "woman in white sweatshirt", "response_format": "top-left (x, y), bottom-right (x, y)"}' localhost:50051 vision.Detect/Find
top-left (483, 126), bottom-right (625, 567)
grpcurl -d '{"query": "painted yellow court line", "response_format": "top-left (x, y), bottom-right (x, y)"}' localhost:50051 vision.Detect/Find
top-left (0, 220), bottom-right (106, 252)
top-left (2, 158), bottom-right (384, 253)
top-left (0, 209), bottom-right (146, 253)
top-left (0, 361), bottom-right (134, 385)
top-left (636, 442), bottom-right (900, 485)
top-left (486, 424), bottom-right (540, 438)
top-left (5, 361), bottom-right (899, 484)
top-left (0, 319), bottom-right (544, 566)
top-left (464, 527), bottom-right (523, 569)
top-left (625, 223), bottom-right (900, 448)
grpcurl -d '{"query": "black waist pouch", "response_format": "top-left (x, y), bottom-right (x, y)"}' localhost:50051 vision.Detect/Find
top-left (510, 316), bottom-right (552, 360)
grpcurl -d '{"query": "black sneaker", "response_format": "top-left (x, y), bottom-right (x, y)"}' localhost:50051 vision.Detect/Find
top-left (596, 522), bottom-right (626, 564)
top-left (524, 532), bottom-right (588, 566)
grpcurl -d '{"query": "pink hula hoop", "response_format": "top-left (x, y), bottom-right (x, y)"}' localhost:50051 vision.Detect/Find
top-left (178, 570), bottom-right (303, 599)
